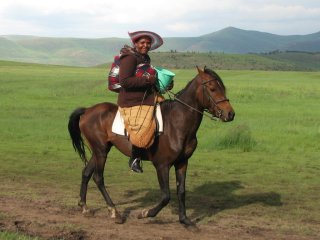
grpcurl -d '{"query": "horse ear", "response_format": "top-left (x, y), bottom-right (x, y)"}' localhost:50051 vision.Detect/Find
top-left (196, 66), bottom-right (204, 74)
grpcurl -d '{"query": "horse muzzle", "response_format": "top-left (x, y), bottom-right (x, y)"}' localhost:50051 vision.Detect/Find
top-left (224, 110), bottom-right (235, 122)
top-left (215, 109), bottom-right (235, 122)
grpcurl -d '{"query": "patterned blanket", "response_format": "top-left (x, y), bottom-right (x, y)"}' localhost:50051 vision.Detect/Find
top-left (118, 105), bottom-right (156, 148)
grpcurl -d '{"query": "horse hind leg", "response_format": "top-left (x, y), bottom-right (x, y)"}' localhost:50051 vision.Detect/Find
top-left (92, 147), bottom-right (123, 224)
top-left (78, 157), bottom-right (95, 215)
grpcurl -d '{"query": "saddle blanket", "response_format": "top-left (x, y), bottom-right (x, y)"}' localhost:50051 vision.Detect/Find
top-left (112, 104), bottom-right (163, 136)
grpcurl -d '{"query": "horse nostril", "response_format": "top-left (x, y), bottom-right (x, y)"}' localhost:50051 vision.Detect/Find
top-left (228, 111), bottom-right (235, 120)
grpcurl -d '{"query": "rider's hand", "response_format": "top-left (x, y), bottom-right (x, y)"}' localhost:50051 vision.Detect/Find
top-left (146, 75), bottom-right (156, 85)
top-left (167, 80), bottom-right (174, 90)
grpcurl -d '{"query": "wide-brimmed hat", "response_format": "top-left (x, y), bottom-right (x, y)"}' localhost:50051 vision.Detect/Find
top-left (128, 31), bottom-right (163, 50)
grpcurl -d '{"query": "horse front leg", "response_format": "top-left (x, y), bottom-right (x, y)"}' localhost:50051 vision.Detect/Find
top-left (93, 150), bottom-right (123, 224)
top-left (138, 165), bottom-right (170, 219)
top-left (175, 160), bottom-right (193, 226)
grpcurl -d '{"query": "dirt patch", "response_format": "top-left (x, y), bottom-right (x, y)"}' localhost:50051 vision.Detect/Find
top-left (0, 195), bottom-right (317, 240)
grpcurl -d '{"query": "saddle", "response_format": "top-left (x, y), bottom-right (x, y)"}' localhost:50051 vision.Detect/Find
top-left (112, 104), bottom-right (163, 136)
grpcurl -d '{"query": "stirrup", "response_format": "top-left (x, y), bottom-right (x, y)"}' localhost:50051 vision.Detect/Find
top-left (129, 158), bottom-right (143, 173)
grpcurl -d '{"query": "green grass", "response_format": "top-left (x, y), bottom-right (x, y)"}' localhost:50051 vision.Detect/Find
top-left (0, 61), bottom-right (319, 237)
top-left (0, 232), bottom-right (41, 240)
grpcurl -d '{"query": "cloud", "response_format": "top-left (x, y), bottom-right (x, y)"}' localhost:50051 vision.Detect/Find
top-left (166, 22), bottom-right (199, 32)
top-left (0, 0), bottom-right (319, 37)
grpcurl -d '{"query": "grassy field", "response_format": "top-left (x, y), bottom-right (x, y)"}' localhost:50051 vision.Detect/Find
top-left (0, 61), bottom-right (319, 238)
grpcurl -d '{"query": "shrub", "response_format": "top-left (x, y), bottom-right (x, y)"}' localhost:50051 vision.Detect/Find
top-left (216, 124), bottom-right (256, 152)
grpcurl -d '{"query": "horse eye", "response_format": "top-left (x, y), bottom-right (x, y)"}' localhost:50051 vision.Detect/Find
top-left (209, 86), bottom-right (216, 91)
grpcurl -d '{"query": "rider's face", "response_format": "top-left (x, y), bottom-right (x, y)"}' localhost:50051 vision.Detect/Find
top-left (134, 37), bottom-right (152, 55)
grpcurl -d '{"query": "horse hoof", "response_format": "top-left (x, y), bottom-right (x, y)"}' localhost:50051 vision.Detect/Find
top-left (114, 215), bottom-right (124, 224)
top-left (114, 211), bottom-right (124, 224)
top-left (83, 209), bottom-right (94, 217)
top-left (108, 207), bottom-right (123, 224)
top-left (82, 208), bottom-right (94, 217)
top-left (179, 217), bottom-right (194, 227)
top-left (137, 209), bottom-right (149, 219)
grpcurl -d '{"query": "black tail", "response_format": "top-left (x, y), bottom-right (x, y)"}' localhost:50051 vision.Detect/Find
top-left (68, 107), bottom-right (88, 165)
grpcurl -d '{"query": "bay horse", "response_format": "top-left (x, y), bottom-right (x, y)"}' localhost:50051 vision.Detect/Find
top-left (68, 67), bottom-right (235, 225)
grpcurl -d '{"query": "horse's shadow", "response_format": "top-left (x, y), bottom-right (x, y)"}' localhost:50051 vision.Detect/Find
top-left (118, 181), bottom-right (282, 223)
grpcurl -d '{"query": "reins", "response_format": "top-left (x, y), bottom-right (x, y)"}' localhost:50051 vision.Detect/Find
top-left (166, 89), bottom-right (218, 120)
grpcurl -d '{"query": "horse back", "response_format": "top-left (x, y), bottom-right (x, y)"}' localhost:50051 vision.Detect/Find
top-left (79, 102), bottom-right (118, 144)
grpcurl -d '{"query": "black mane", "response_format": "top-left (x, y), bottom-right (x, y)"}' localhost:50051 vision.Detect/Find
top-left (176, 67), bottom-right (226, 96)
top-left (175, 80), bottom-right (193, 97)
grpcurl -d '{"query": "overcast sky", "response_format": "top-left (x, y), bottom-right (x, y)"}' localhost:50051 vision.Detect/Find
top-left (0, 0), bottom-right (319, 38)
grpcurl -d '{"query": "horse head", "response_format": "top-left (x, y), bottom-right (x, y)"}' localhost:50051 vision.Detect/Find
top-left (196, 66), bottom-right (235, 122)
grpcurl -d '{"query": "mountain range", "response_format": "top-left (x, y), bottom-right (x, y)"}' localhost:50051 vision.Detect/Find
top-left (0, 27), bottom-right (319, 67)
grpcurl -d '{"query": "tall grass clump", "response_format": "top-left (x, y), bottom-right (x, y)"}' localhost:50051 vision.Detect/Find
top-left (0, 231), bottom-right (41, 240)
top-left (215, 124), bottom-right (256, 152)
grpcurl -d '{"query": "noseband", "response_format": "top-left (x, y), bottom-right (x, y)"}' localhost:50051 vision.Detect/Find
top-left (202, 79), bottom-right (229, 119)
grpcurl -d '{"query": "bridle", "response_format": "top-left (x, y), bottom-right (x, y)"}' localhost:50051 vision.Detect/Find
top-left (201, 79), bottom-right (229, 119)
top-left (165, 77), bottom-right (229, 121)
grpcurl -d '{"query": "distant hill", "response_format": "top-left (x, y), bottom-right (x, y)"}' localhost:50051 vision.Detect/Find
top-left (193, 27), bottom-right (320, 54)
top-left (0, 36), bottom-right (129, 66)
top-left (0, 27), bottom-right (319, 67)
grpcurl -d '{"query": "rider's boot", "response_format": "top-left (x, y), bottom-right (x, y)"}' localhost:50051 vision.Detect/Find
top-left (129, 145), bottom-right (143, 173)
